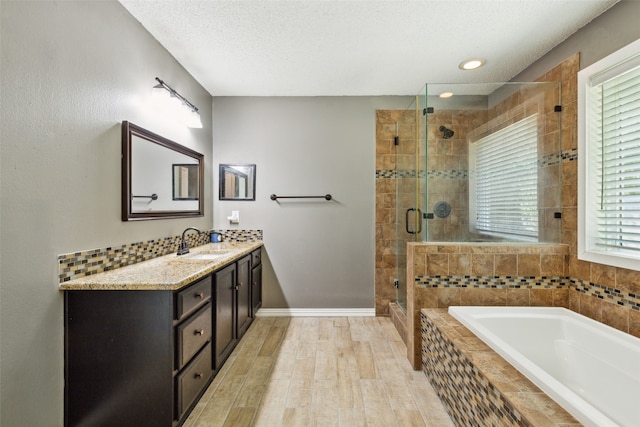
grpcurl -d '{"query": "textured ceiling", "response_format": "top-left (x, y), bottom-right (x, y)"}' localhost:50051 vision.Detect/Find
top-left (119, 0), bottom-right (619, 96)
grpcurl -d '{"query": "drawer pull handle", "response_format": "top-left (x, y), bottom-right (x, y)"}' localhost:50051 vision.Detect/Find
top-left (235, 283), bottom-right (243, 291)
top-left (194, 329), bottom-right (205, 336)
top-left (194, 373), bottom-right (204, 379)
top-left (195, 292), bottom-right (205, 299)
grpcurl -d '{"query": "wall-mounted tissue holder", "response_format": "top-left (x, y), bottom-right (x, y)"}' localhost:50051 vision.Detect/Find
top-left (227, 210), bottom-right (240, 224)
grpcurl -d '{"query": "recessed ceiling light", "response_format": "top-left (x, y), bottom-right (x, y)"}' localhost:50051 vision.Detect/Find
top-left (439, 92), bottom-right (454, 98)
top-left (459, 59), bottom-right (486, 70)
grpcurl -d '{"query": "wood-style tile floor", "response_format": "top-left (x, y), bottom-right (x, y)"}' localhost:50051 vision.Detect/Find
top-left (184, 316), bottom-right (454, 427)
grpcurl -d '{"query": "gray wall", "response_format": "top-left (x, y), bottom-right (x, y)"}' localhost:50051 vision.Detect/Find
top-left (514, 0), bottom-right (640, 81)
top-left (0, 2), bottom-right (212, 425)
top-left (212, 96), bottom-right (412, 309)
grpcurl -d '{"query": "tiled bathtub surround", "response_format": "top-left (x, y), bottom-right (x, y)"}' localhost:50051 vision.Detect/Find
top-left (405, 241), bottom-right (640, 369)
top-left (58, 229), bottom-right (263, 283)
top-left (421, 309), bottom-right (579, 426)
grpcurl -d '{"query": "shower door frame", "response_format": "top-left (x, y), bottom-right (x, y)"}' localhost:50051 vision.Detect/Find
top-left (395, 96), bottom-right (425, 312)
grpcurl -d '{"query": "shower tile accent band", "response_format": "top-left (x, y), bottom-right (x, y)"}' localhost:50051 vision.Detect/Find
top-left (375, 149), bottom-right (576, 180)
top-left (415, 274), bottom-right (640, 310)
top-left (58, 229), bottom-right (263, 283)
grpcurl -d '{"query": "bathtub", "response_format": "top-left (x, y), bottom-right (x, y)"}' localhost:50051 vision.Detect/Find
top-left (448, 306), bottom-right (640, 427)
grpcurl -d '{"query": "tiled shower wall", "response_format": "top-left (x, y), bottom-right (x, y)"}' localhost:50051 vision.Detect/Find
top-left (375, 109), bottom-right (417, 315)
top-left (403, 53), bottom-right (640, 369)
top-left (426, 83), bottom-right (562, 242)
top-left (424, 110), bottom-right (485, 241)
top-left (376, 74), bottom-right (563, 316)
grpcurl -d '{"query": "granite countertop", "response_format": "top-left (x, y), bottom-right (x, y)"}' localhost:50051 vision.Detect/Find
top-left (59, 241), bottom-right (263, 291)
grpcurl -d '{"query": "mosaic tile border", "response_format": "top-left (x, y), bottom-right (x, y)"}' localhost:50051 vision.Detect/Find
top-left (427, 169), bottom-right (468, 179)
top-left (376, 149), bottom-right (576, 181)
top-left (58, 229), bottom-right (263, 283)
top-left (572, 277), bottom-right (640, 311)
top-left (214, 229), bottom-right (263, 242)
top-left (421, 312), bottom-right (532, 427)
top-left (416, 275), bottom-right (569, 289)
top-left (561, 148), bottom-right (578, 162)
top-left (415, 274), bottom-right (640, 311)
top-left (375, 169), bottom-right (427, 179)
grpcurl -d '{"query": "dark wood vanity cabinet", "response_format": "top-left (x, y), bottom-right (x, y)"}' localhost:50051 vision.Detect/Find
top-left (213, 252), bottom-right (259, 369)
top-left (65, 276), bottom-right (214, 427)
top-left (174, 278), bottom-right (214, 421)
top-left (236, 254), bottom-right (252, 337)
top-left (65, 290), bottom-right (175, 427)
top-left (64, 246), bottom-right (263, 427)
top-left (251, 248), bottom-right (262, 315)
top-left (213, 263), bottom-right (237, 369)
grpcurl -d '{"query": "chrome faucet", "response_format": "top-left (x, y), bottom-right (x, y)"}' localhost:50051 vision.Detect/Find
top-left (177, 227), bottom-right (202, 255)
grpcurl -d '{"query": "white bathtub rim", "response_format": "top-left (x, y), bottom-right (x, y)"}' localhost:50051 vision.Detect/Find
top-left (447, 306), bottom-right (619, 427)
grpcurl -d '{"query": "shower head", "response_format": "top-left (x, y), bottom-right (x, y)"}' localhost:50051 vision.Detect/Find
top-left (439, 126), bottom-right (454, 139)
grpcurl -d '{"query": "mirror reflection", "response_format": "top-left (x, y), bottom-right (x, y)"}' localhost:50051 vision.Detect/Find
top-left (122, 121), bottom-right (204, 220)
top-left (173, 164), bottom-right (199, 200)
top-left (219, 164), bottom-right (256, 201)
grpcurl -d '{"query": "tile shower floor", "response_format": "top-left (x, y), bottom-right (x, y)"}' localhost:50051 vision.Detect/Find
top-left (184, 316), bottom-right (453, 427)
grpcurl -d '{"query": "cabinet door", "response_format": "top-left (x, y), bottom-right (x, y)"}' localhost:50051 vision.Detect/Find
top-left (236, 255), bottom-right (252, 338)
top-left (65, 291), bottom-right (173, 427)
top-left (214, 263), bottom-right (237, 369)
top-left (251, 263), bottom-right (262, 316)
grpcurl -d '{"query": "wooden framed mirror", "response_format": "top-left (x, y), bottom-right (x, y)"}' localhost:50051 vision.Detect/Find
top-left (122, 121), bottom-right (204, 220)
top-left (219, 164), bottom-right (256, 201)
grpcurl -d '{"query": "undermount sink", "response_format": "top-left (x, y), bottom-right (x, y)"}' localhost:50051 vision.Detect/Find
top-left (177, 250), bottom-right (230, 261)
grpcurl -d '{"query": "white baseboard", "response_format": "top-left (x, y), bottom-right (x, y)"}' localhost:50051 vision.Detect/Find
top-left (255, 308), bottom-right (375, 317)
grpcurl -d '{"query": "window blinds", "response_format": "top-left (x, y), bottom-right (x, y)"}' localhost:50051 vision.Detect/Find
top-left (472, 114), bottom-right (538, 240)
top-left (595, 65), bottom-right (640, 252)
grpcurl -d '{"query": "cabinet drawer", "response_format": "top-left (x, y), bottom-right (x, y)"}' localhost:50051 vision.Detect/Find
top-left (176, 276), bottom-right (212, 320)
top-left (176, 343), bottom-right (212, 420)
top-left (251, 248), bottom-right (261, 267)
top-left (176, 303), bottom-right (212, 369)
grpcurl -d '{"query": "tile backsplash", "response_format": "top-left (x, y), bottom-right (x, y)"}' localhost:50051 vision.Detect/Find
top-left (58, 229), bottom-right (263, 283)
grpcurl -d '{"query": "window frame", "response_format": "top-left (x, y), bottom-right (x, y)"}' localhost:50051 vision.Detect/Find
top-left (578, 38), bottom-right (640, 271)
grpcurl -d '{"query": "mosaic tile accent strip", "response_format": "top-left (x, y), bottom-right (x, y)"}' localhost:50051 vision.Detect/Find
top-left (215, 229), bottom-right (263, 242)
top-left (561, 148), bottom-right (578, 162)
top-left (377, 152), bottom-right (574, 180)
top-left (572, 278), bottom-right (640, 311)
top-left (58, 229), bottom-right (263, 283)
top-left (421, 312), bottom-right (532, 427)
top-left (427, 169), bottom-right (468, 179)
top-left (376, 169), bottom-right (397, 179)
top-left (539, 149), bottom-right (578, 167)
top-left (375, 169), bottom-right (427, 179)
top-left (415, 274), bottom-right (640, 311)
top-left (416, 275), bottom-right (569, 289)
top-left (538, 152), bottom-right (562, 168)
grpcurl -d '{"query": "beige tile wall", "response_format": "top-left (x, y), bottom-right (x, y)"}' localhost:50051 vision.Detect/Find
top-left (402, 54), bottom-right (640, 369)
top-left (406, 242), bottom-right (570, 368)
top-left (375, 110), bottom-right (417, 315)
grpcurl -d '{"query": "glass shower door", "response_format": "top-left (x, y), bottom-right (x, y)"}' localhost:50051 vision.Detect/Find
top-left (395, 96), bottom-right (425, 311)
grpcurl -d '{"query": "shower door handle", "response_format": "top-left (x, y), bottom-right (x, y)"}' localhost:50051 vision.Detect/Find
top-left (405, 208), bottom-right (423, 235)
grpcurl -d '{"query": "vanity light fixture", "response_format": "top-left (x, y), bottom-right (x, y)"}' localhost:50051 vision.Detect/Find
top-left (439, 92), bottom-right (454, 98)
top-left (152, 77), bottom-right (203, 128)
top-left (459, 58), bottom-right (486, 70)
